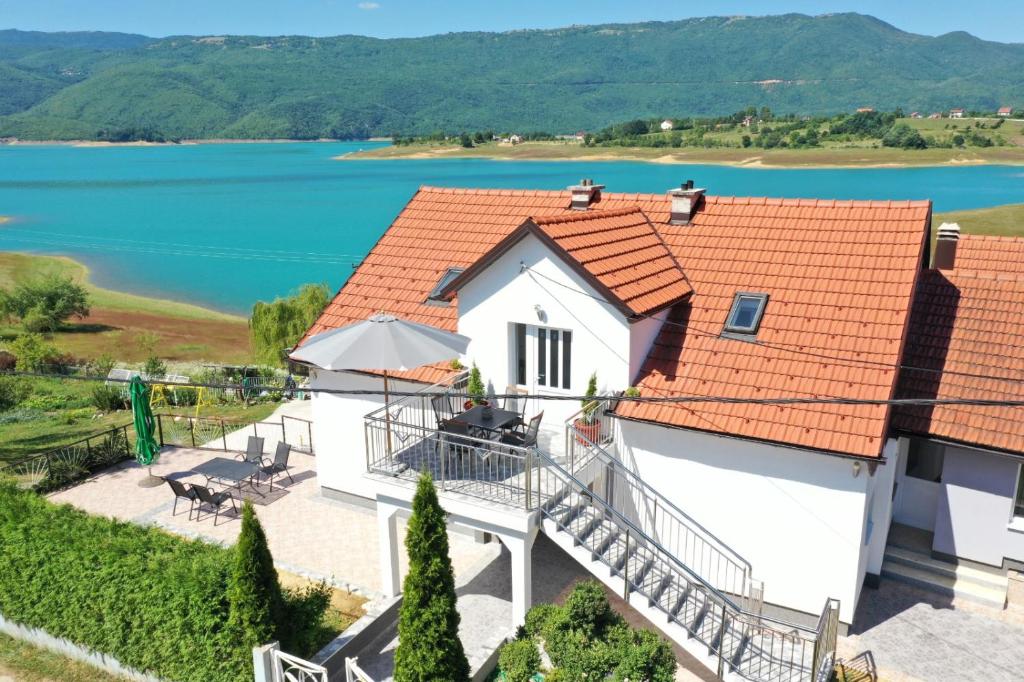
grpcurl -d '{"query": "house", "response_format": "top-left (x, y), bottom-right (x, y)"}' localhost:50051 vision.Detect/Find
top-left (928, 112), bottom-right (943, 120)
top-left (950, 108), bottom-right (965, 118)
top-left (660, 119), bottom-right (674, 131)
top-left (890, 228), bottom-right (1024, 598)
top-left (293, 179), bottom-right (1024, 679)
top-left (509, 134), bottom-right (522, 144)
top-left (998, 106), bottom-right (1013, 117)
top-left (741, 115), bottom-right (754, 127)
top-left (856, 107), bottom-right (875, 113)
top-left (910, 112), bottom-right (922, 119)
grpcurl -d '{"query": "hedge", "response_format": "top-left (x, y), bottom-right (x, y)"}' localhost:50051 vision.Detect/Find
top-left (0, 482), bottom-right (324, 681)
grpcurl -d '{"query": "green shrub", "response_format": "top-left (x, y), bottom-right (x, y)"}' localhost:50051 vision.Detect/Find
top-left (0, 407), bottom-right (44, 425)
top-left (91, 385), bottom-right (127, 411)
top-left (0, 274), bottom-right (90, 332)
top-left (0, 483), bottom-right (329, 680)
top-left (523, 603), bottom-right (558, 638)
top-left (142, 355), bottom-right (167, 379)
top-left (564, 579), bottom-right (615, 638)
top-left (10, 334), bottom-right (59, 372)
top-left (498, 638), bottom-right (541, 682)
top-left (0, 376), bottom-right (29, 411)
top-left (228, 501), bottom-right (283, 649)
top-left (611, 628), bottom-right (677, 682)
top-left (171, 386), bottom-right (199, 406)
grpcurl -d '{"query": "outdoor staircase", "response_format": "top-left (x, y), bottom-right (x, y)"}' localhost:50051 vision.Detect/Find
top-left (882, 528), bottom-right (1008, 609)
top-left (529, 400), bottom-right (839, 682)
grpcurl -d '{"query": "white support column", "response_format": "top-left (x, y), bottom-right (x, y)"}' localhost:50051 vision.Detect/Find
top-left (377, 501), bottom-right (402, 598)
top-left (502, 526), bottom-right (538, 627)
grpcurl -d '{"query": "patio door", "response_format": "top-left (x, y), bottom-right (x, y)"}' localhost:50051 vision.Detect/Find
top-left (511, 323), bottom-right (573, 422)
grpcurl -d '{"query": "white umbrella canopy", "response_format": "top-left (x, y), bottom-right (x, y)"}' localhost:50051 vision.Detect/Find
top-left (290, 312), bottom-right (470, 371)
top-left (289, 313), bottom-right (471, 455)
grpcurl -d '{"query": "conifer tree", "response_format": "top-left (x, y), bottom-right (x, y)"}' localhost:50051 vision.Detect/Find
top-left (394, 473), bottom-right (470, 682)
top-left (227, 501), bottom-right (284, 649)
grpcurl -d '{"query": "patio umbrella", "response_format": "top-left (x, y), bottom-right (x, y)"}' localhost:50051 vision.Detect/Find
top-left (130, 376), bottom-right (162, 487)
top-left (289, 312), bottom-right (470, 452)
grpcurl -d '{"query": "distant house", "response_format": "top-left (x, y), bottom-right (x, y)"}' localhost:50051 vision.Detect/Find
top-left (660, 119), bottom-right (674, 131)
top-left (998, 106), bottom-right (1013, 117)
top-left (856, 107), bottom-right (875, 113)
top-left (508, 134), bottom-right (522, 144)
top-left (949, 108), bottom-right (965, 118)
top-left (575, 131), bottom-right (587, 141)
top-left (928, 112), bottom-right (942, 120)
top-left (909, 112), bottom-right (922, 119)
top-left (741, 115), bottom-right (754, 127)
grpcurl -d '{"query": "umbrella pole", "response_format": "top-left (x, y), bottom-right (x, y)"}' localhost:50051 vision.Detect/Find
top-left (384, 371), bottom-right (394, 457)
top-left (138, 464), bottom-right (163, 488)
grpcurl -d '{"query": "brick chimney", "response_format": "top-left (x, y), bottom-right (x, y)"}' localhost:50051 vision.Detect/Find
top-left (668, 180), bottom-right (706, 225)
top-left (934, 222), bottom-right (961, 270)
top-left (568, 178), bottom-right (605, 210)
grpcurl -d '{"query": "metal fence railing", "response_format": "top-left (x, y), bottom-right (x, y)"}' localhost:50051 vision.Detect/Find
top-left (155, 414), bottom-right (315, 454)
top-left (1, 423), bottom-right (135, 492)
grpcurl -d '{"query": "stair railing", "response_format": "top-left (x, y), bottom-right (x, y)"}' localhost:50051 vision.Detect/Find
top-left (565, 396), bottom-right (757, 608)
top-left (530, 447), bottom-right (826, 681)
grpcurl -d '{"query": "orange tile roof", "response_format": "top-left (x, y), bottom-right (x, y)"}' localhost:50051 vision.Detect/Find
top-left (893, 236), bottom-right (1024, 454)
top-left (302, 186), bottom-right (930, 455)
top-left (443, 207), bottom-right (692, 317)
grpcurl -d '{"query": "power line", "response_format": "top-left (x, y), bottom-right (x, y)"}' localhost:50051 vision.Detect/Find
top-left (521, 265), bottom-right (1024, 388)
top-left (7, 370), bottom-right (1024, 408)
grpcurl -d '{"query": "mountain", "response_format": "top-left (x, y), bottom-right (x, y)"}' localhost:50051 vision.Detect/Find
top-left (0, 14), bottom-right (1022, 140)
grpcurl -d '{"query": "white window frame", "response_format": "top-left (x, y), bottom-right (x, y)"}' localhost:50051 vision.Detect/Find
top-left (1013, 462), bottom-right (1024, 521)
top-left (511, 323), bottom-right (573, 392)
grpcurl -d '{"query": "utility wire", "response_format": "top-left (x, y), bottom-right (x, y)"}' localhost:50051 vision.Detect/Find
top-left (7, 370), bottom-right (1024, 408)
top-left (521, 265), bottom-right (1024, 388)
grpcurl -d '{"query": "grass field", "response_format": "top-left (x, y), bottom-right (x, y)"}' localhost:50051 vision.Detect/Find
top-left (0, 632), bottom-right (128, 682)
top-left (932, 203), bottom-right (1024, 238)
top-left (0, 252), bottom-right (252, 363)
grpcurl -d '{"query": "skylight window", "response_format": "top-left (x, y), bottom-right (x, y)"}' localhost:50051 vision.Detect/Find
top-left (724, 293), bottom-right (768, 335)
top-left (426, 267), bottom-right (465, 303)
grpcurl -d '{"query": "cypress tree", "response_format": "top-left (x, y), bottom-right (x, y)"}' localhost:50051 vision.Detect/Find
top-left (227, 500), bottom-right (284, 649)
top-left (394, 473), bottom-right (470, 682)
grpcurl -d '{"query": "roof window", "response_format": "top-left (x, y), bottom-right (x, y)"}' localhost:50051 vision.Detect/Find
top-left (426, 267), bottom-right (465, 303)
top-left (724, 293), bottom-right (768, 335)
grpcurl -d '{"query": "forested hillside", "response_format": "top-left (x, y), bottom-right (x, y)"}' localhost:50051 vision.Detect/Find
top-left (1, 14), bottom-right (1022, 140)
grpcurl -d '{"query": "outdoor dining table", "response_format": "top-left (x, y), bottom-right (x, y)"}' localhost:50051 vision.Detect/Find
top-left (456, 404), bottom-right (520, 437)
top-left (191, 456), bottom-right (262, 497)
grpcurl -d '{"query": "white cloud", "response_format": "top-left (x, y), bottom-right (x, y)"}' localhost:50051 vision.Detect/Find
top-left (357, 2), bottom-right (380, 9)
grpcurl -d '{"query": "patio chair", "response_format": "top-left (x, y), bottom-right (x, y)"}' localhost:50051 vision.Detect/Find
top-left (500, 411), bottom-right (543, 449)
top-left (430, 395), bottom-right (454, 428)
top-left (192, 484), bottom-right (237, 525)
top-left (236, 435), bottom-right (265, 467)
top-left (260, 442), bottom-right (294, 491)
top-left (165, 478), bottom-right (198, 520)
top-left (502, 385), bottom-right (529, 433)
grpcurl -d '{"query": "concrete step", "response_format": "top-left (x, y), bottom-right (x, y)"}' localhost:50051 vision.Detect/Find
top-left (881, 558), bottom-right (1007, 608)
top-left (884, 545), bottom-right (1008, 591)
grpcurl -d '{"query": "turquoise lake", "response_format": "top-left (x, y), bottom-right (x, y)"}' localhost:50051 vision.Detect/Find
top-left (1, 141), bottom-right (1023, 314)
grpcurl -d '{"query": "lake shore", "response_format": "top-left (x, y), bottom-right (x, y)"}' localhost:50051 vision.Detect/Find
top-left (339, 142), bottom-right (1024, 168)
top-left (0, 252), bottom-right (251, 363)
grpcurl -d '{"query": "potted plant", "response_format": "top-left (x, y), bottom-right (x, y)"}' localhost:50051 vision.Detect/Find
top-left (464, 363), bottom-right (488, 410)
top-left (574, 372), bottom-right (602, 444)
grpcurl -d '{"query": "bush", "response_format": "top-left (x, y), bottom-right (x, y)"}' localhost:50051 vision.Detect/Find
top-left (611, 628), bottom-right (677, 682)
top-left (0, 376), bottom-right (29, 411)
top-left (171, 386), bottom-right (199, 406)
top-left (91, 385), bottom-right (127, 411)
top-left (0, 274), bottom-right (90, 332)
top-left (0, 483), bottom-right (329, 680)
top-left (10, 333), bottom-right (60, 372)
top-left (498, 638), bottom-right (541, 682)
top-left (564, 579), bottom-right (614, 638)
top-left (0, 350), bottom-right (15, 372)
top-left (523, 603), bottom-right (558, 637)
top-left (142, 355), bottom-right (167, 379)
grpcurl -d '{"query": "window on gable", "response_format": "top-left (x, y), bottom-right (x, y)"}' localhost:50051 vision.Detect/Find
top-left (724, 293), bottom-right (768, 335)
top-left (426, 267), bottom-right (465, 303)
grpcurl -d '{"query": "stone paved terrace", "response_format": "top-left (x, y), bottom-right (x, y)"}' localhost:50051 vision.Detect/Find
top-left (47, 445), bottom-right (496, 598)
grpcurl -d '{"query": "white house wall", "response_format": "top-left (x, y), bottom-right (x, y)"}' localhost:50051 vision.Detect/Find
top-left (455, 231), bottom-right (633, 427)
top-left (616, 418), bottom-right (870, 623)
top-left (310, 369), bottom-right (427, 501)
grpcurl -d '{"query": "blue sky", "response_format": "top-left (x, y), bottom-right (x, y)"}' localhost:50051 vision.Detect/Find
top-left (1, 0), bottom-right (1020, 43)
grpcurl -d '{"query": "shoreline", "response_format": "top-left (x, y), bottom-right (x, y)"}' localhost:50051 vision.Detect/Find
top-left (337, 145), bottom-right (1024, 169)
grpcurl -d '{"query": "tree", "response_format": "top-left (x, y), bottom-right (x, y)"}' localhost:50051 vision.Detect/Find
top-left (0, 274), bottom-right (89, 333)
top-left (394, 473), bottom-right (469, 682)
top-left (249, 283), bottom-right (331, 366)
top-left (227, 501), bottom-right (284, 650)
top-left (741, 134), bottom-right (752, 147)
top-left (10, 333), bottom-right (60, 372)
top-left (459, 133), bottom-right (474, 148)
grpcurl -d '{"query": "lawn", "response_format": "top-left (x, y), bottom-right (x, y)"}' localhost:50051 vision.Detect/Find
top-left (932, 203), bottom-right (1024, 238)
top-left (0, 375), bottom-right (279, 462)
top-left (0, 252), bottom-right (252, 364)
top-left (0, 632), bottom-right (128, 682)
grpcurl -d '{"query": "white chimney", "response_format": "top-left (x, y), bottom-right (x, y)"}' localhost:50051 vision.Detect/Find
top-left (568, 178), bottom-right (605, 210)
top-left (668, 180), bottom-right (706, 225)
top-left (934, 222), bottom-right (961, 270)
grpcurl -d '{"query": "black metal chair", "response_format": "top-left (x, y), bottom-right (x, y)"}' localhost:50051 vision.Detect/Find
top-left (165, 478), bottom-right (197, 520)
top-left (236, 435), bottom-right (265, 466)
top-left (503, 385), bottom-right (529, 434)
top-left (192, 484), bottom-right (237, 525)
top-left (260, 442), bottom-right (294, 491)
top-left (500, 411), bottom-right (543, 448)
top-left (431, 395), bottom-right (454, 428)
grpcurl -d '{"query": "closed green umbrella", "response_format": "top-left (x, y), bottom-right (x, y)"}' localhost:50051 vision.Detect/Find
top-left (130, 376), bottom-right (162, 487)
